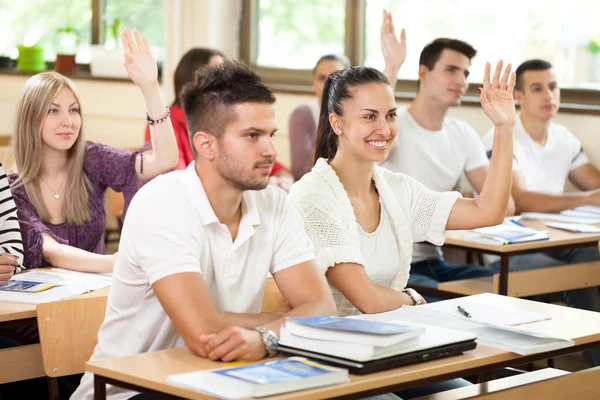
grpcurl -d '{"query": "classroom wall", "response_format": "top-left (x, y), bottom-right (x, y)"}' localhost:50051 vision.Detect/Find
top-left (1, 74), bottom-right (599, 171)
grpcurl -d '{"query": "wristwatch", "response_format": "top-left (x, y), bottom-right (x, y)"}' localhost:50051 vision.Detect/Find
top-left (402, 288), bottom-right (424, 305)
top-left (253, 326), bottom-right (279, 357)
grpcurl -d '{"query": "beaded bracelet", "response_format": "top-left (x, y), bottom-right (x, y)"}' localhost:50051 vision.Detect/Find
top-left (146, 106), bottom-right (171, 125)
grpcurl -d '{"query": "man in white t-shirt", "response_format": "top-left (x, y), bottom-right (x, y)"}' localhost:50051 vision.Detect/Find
top-left (72, 62), bottom-right (336, 400)
top-left (380, 38), bottom-right (505, 296)
top-left (483, 59), bottom-right (600, 366)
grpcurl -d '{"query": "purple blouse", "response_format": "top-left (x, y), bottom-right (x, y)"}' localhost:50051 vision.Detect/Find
top-left (289, 103), bottom-right (318, 181)
top-left (9, 141), bottom-right (144, 269)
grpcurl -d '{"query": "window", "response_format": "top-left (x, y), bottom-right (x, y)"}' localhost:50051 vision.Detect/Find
top-left (0, 0), bottom-right (163, 67)
top-left (242, 0), bottom-right (600, 105)
top-left (0, 0), bottom-right (91, 61)
top-left (255, 0), bottom-right (346, 69)
top-left (363, 0), bottom-right (600, 90)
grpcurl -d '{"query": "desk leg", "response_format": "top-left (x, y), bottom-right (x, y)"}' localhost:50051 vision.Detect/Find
top-left (94, 375), bottom-right (106, 400)
top-left (499, 255), bottom-right (509, 295)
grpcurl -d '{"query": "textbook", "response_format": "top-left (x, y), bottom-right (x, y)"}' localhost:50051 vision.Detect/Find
top-left (0, 280), bottom-right (56, 293)
top-left (285, 316), bottom-right (425, 347)
top-left (279, 326), bottom-right (421, 361)
top-left (166, 357), bottom-right (349, 399)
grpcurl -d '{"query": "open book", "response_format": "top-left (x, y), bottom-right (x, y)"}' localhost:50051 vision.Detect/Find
top-left (356, 295), bottom-right (572, 356)
top-left (0, 269), bottom-right (111, 304)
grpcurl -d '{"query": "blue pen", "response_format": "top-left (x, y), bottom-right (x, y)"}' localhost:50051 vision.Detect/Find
top-left (509, 219), bottom-right (526, 228)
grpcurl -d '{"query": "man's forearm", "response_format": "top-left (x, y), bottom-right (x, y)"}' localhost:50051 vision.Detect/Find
top-left (263, 300), bottom-right (337, 335)
top-left (514, 190), bottom-right (590, 213)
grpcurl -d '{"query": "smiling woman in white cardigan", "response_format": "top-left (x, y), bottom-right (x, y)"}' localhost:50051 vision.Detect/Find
top-left (288, 61), bottom-right (516, 319)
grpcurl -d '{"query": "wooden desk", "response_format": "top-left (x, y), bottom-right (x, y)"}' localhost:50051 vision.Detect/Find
top-left (87, 294), bottom-right (600, 400)
top-left (442, 220), bottom-right (600, 296)
top-left (0, 284), bottom-right (110, 384)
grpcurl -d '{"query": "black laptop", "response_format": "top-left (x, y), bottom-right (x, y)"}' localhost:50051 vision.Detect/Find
top-left (278, 327), bottom-right (477, 375)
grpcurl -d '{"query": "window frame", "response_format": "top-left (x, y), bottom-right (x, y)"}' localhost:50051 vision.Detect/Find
top-left (239, 0), bottom-right (600, 114)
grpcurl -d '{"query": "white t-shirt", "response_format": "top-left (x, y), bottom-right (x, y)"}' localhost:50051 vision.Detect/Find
top-left (330, 204), bottom-right (400, 316)
top-left (483, 115), bottom-right (589, 194)
top-left (380, 107), bottom-right (489, 262)
top-left (72, 163), bottom-right (315, 400)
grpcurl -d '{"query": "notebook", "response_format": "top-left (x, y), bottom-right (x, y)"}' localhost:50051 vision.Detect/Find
top-left (521, 212), bottom-right (600, 225)
top-left (545, 222), bottom-right (600, 234)
top-left (471, 219), bottom-right (549, 245)
top-left (166, 357), bottom-right (349, 399)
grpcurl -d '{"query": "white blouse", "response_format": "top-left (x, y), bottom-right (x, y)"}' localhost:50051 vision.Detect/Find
top-left (289, 158), bottom-right (461, 316)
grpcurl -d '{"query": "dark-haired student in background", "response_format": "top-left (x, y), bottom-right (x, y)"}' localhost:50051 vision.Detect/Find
top-left (483, 59), bottom-right (600, 366)
top-left (379, 28), bottom-right (504, 299)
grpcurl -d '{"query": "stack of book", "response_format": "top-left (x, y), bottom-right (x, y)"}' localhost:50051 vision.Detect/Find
top-left (278, 316), bottom-right (425, 362)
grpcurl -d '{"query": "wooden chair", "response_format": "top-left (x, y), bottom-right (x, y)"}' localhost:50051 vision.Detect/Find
top-left (261, 277), bottom-right (286, 312)
top-left (413, 367), bottom-right (600, 400)
top-left (36, 289), bottom-right (109, 399)
top-left (104, 188), bottom-right (125, 247)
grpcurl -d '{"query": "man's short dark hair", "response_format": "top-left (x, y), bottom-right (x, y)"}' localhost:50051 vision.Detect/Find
top-left (419, 38), bottom-right (477, 71)
top-left (180, 61), bottom-right (276, 155)
top-left (515, 59), bottom-right (553, 91)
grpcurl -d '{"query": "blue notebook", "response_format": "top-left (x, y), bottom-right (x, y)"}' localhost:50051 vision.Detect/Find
top-left (287, 316), bottom-right (414, 335)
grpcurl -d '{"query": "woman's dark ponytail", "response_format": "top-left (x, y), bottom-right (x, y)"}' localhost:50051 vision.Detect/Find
top-left (314, 75), bottom-right (338, 163)
top-left (312, 66), bottom-right (390, 164)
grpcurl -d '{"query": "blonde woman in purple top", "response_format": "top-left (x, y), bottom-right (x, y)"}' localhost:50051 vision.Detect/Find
top-left (9, 29), bottom-right (178, 273)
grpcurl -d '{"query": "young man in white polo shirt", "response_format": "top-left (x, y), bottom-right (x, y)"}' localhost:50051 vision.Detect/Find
top-left (483, 59), bottom-right (600, 366)
top-left (379, 38), bottom-right (504, 297)
top-left (72, 62), bottom-right (337, 400)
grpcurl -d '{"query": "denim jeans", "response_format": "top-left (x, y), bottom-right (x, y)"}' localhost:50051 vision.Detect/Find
top-left (489, 246), bottom-right (600, 366)
top-left (408, 258), bottom-right (494, 302)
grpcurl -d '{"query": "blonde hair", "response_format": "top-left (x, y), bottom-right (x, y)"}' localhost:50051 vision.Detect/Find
top-left (12, 72), bottom-right (91, 225)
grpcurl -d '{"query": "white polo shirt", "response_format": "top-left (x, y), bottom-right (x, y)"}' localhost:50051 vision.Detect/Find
top-left (72, 163), bottom-right (315, 400)
top-left (380, 107), bottom-right (489, 262)
top-left (483, 115), bottom-right (589, 194)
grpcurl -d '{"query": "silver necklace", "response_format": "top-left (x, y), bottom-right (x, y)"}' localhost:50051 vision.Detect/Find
top-left (40, 176), bottom-right (66, 200)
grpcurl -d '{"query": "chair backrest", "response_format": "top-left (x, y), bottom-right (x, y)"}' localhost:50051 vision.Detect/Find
top-left (261, 277), bottom-right (286, 313)
top-left (36, 289), bottom-right (108, 377)
top-left (0, 146), bottom-right (15, 170)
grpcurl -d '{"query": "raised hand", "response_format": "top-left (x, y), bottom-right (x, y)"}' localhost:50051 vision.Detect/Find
top-left (121, 28), bottom-right (158, 91)
top-left (380, 9), bottom-right (406, 71)
top-left (479, 61), bottom-right (516, 127)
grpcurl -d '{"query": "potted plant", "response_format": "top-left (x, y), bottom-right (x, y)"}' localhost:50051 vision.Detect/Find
top-left (55, 26), bottom-right (79, 74)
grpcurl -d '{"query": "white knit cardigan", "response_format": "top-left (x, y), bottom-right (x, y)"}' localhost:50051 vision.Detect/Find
top-left (289, 158), bottom-right (461, 315)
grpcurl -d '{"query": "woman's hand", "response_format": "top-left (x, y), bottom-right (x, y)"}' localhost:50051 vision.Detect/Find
top-left (0, 253), bottom-right (19, 285)
top-left (121, 28), bottom-right (158, 92)
top-left (479, 61), bottom-right (516, 127)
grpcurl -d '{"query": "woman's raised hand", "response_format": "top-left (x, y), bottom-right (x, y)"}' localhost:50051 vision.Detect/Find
top-left (121, 28), bottom-right (158, 91)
